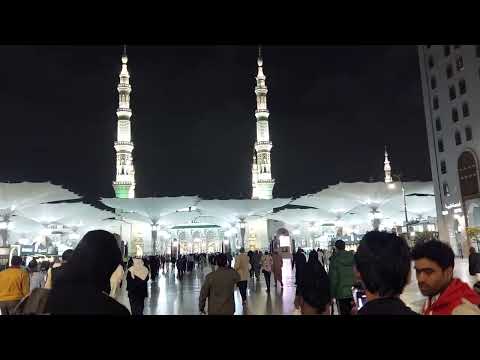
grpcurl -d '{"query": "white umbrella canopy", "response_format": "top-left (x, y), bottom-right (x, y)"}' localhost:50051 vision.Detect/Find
top-left (267, 208), bottom-right (334, 227)
top-left (100, 197), bottom-right (200, 223)
top-left (60, 206), bottom-right (116, 229)
top-left (18, 202), bottom-right (98, 225)
top-left (326, 182), bottom-right (402, 209)
top-left (196, 198), bottom-right (292, 222)
top-left (0, 182), bottom-right (80, 214)
top-left (381, 194), bottom-right (436, 223)
top-left (8, 214), bottom-right (45, 234)
top-left (291, 188), bottom-right (362, 216)
top-left (157, 209), bottom-right (204, 226)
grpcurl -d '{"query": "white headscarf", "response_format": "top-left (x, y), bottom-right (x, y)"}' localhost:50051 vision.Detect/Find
top-left (128, 258), bottom-right (149, 281)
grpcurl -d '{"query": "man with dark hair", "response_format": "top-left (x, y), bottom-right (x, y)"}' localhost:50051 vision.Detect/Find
top-left (354, 231), bottom-right (417, 315)
top-left (328, 240), bottom-right (355, 315)
top-left (0, 256), bottom-right (30, 315)
top-left (45, 249), bottom-right (73, 289)
top-left (412, 240), bottom-right (480, 315)
top-left (199, 253), bottom-right (240, 315)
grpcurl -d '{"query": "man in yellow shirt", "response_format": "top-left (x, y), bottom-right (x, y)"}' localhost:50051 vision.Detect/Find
top-left (0, 256), bottom-right (30, 315)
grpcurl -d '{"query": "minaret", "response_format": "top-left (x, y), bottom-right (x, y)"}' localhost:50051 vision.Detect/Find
top-left (252, 46), bottom-right (275, 199)
top-left (252, 154), bottom-right (258, 199)
top-left (113, 45), bottom-right (136, 199)
top-left (384, 146), bottom-right (393, 184)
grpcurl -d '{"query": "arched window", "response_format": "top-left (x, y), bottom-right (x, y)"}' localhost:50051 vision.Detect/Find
top-left (438, 139), bottom-right (444, 152)
top-left (449, 85), bottom-right (457, 100)
top-left (466, 126), bottom-right (473, 141)
top-left (441, 160), bottom-right (447, 174)
top-left (446, 63), bottom-right (453, 78)
top-left (452, 108), bottom-right (459, 122)
top-left (459, 78), bottom-right (466, 94)
top-left (458, 151), bottom-right (480, 198)
top-left (431, 76), bottom-right (437, 89)
top-left (455, 131), bottom-right (462, 145)
top-left (433, 96), bottom-right (439, 110)
top-left (443, 183), bottom-right (450, 196)
top-left (428, 55), bottom-right (434, 68)
top-left (456, 55), bottom-right (464, 71)
top-left (463, 102), bottom-right (470, 117)
top-left (435, 117), bottom-right (442, 131)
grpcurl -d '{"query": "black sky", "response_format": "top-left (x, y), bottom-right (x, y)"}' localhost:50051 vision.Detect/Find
top-left (0, 45), bottom-right (431, 201)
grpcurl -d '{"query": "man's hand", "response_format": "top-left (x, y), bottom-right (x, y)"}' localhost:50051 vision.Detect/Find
top-left (452, 298), bottom-right (480, 315)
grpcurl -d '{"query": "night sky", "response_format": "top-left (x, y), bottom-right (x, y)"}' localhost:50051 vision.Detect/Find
top-left (0, 45), bottom-right (431, 202)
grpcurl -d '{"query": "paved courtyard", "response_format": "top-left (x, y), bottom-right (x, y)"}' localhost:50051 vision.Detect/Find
top-left (116, 258), bottom-right (477, 315)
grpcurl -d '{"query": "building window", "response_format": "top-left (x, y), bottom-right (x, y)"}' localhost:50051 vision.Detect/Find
top-left (452, 108), bottom-right (459, 122)
top-left (441, 160), bottom-right (447, 174)
top-left (438, 139), bottom-right (444, 152)
top-left (446, 63), bottom-right (453, 79)
top-left (463, 102), bottom-right (470, 117)
top-left (459, 78), bottom-right (466, 95)
top-left (455, 131), bottom-right (462, 145)
top-left (431, 76), bottom-right (437, 90)
top-left (466, 126), bottom-right (473, 141)
top-left (443, 183), bottom-right (450, 196)
top-left (449, 85), bottom-right (457, 100)
top-left (428, 55), bottom-right (434, 69)
top-left (444, 45), bottom-right (450, 57)
top-left (435, 117), bottom-right (442, 131)
top-left (456, 56), bottom-right (464, 71)
top-left (433, 96), bottom-right (439, 110)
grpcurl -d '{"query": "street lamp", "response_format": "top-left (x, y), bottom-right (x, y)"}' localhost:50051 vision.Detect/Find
top-left (151, 223), bottom-right (159, 256)
top-left (389, 174), bottom-right (409, 225)
top-left (239, 219), bottom-right (246, 248)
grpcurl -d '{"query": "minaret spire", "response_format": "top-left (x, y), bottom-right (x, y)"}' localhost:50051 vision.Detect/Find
top-left (384, 146), bottom-right (393, 184)
top-left (251, 46), bottom-right (275, 199)
top-left (113, 46), bottom-right (136, 198)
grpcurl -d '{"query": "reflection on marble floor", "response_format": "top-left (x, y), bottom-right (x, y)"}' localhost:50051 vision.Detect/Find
top-left (116, 258), bottom-right (478, 315)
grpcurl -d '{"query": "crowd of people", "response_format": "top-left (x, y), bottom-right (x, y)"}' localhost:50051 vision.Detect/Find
top-left (1, 228), bottom-right (480, 316)
top-left (199, 232), bottom-right (480, 316)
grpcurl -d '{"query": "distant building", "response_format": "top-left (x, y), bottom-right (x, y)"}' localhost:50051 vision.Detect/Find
top-left (418, 45), bottom-right (480, 256)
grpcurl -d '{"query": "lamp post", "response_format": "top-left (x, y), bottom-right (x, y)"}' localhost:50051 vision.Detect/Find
top-left (239, 219), bottom-right (246, 249)
top-left (0, 219), bottom-right (9, 247)
top-left (151, 224), bottom-right (158, 256)
top-left (389, 174), bottom-right (409, 225)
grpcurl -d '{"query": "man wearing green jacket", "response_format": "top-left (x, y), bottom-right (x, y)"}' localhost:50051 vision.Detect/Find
top-left (328, 240), bottom-right (355, 315)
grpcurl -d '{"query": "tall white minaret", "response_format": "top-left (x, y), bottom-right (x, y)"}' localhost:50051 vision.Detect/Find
top-left (252, 46), bottom-right (275, 199)
top-left (252, 154), bottom-right (259, 199)
top-left (113, 45), bottom-right (136, 199)
top-left (384, 146), bottom-right (393, 184)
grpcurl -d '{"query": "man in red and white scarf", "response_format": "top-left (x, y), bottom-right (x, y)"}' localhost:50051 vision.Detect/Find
top-left (412, 241), bottom-right (480, 315)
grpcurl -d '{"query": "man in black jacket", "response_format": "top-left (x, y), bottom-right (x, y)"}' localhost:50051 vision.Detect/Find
top-left (354, 231), bottom-right (417, 315)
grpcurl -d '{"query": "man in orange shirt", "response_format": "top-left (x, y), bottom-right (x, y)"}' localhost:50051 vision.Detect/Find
top-left (0, 256), bottom-right (30, 315)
